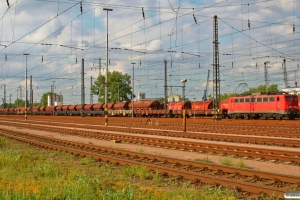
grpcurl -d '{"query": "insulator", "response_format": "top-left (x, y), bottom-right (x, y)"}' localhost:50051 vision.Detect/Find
top-left (293, 24), bottom-right (295, 34)
top-left (5, 54), bottom-right (7, 61)
top-left (256, 63), bottom-right (257, 69)
top-left (42, 55), bottom-right (43, 62)
top-left (109, 59), bottom-right (110, 64)
top-left (6, 0), bottom-right (9, 7)
top-left (193, 13), bottom-right (197, 24)
top-left (76, 57), bottom-right (77, 63)
top-left (199, 63), bottom-right (200, 68)
top-left (140, 60), bottom-right (141, 66)
top-left (171, 61), bottom-right (172, 67)
top-left (232, 62), bottom-right (233, 68)
top-left (142, 7), bottom-right (145, 19)
top-left (80, 2), bottom-right (83, 14)
top-left (248, 20), bottom-right (250, 29)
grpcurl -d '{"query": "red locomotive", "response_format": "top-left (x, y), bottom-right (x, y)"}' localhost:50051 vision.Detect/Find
top-left (227, 93), bottom-right (298, 120)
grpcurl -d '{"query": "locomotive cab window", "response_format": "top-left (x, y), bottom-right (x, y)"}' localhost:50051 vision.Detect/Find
top-left (240, 98), bottom-right (245, 103)
top-left (245, 98), bottom-right (250, 102)
top-left (285, 96), bottom-right (292, 102)
top-left (257, 98), bottom-right (262, 102)
top-left (251, 98), bottom-right (256, 102)
top-left (234, 99), bottom-right (239, 103)
top-left (269, 97), bottom-right (275, 102)
top-left (294, 96), bottom-right (298, 102)
top-left (263, 97), bottom-right (268, 102)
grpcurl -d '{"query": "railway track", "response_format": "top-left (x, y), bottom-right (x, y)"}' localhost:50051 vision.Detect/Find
top-left (6, 116), bottom-right (300, 138)
top-left (0, 126), bottom-right (299, 199)
top-left (2, 120), bottom-right (300, 164)
top-left (2, 116), bottom-right (300, 138)
top-left (2, 119), bottom-right (300, 147)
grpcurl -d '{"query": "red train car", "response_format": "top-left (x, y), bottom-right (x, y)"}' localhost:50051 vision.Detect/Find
top-left (128, 100), bottom-right (162, 117)
top-left (168, 102), bottom-right (191, 117)
top-left (111, 101), bottom-right (130, 116)
top-left (189, 101), bottom-right (214, 116)
top-left (219, 100), bottom-right (228, 118)
top-left (228, 94), bottom-right (298, 120)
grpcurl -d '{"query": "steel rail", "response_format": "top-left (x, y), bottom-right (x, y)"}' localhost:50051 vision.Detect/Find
top-left (0, 128), bottom-right (298, 198)
top-left (2, 119), bottom-right (300, 147)
top-left (1, 121), bottom-right (300, 164)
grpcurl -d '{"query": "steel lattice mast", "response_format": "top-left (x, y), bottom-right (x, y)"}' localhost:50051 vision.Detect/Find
top-left (213, 15), bottom-right (220, 110)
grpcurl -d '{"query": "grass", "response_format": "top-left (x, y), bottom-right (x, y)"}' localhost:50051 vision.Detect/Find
top-left (219, 156), bottom-right (235, 166)
top-left (195, 157), bottom-right (214, 164)
top-left (0, 136), bottom-right (277, 200)
top-left (154, 152), bottom-right (166, 156)
top-left (136, 148), bottom-right (145, 153)
top-left (219, 156), bottom-right (249, 169)
top-left (234, 160), bottom-right (248, 169)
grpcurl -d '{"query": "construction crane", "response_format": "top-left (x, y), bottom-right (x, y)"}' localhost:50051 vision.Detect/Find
top-left (202, 70), bottom-right (210, 100)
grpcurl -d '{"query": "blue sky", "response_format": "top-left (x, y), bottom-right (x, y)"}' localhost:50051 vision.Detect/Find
top-left (0, 0), bottom-right (299, 104)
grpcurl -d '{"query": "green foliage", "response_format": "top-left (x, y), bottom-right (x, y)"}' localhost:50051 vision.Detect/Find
top-left (234, 160), bottom-right (248, 169)
top-left (0, 138), bottom-right (245, 200)
top-left (40, 92), bottom-right (57, 106)
top-left (92, 71), bottom-right (133, 103)
top-left (80, 157), bottom-right (96, 167)
top-left (242, 84), bottom-right (278, 95)
top-left (219, 156), bottom-right (234, 166)
top-left (206, 84), bottom-right (279, 102)
top-left (194, 157), bottom-right (214, 164)
top-left (157, 97), bottom-right (164, 102)
top-left (219, 93), bottom-right (238, 101)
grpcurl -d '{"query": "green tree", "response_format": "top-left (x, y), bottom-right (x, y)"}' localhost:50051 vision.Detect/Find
top-left (14, 99), bottom-right (26, 107)
top-left (92, 71), bottom-right (133, 103)
top-left (242, 84), bottom-right (278, 95)
top-left (40, 92), bottom-right (57, 106)
top-left (157, 97), bottom-right (164, 102)
top-left (219, 92), bottom-right (238, 100)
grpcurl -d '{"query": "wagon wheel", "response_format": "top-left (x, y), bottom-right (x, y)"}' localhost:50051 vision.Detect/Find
top-left (244, 114), bottom-right (249, 120)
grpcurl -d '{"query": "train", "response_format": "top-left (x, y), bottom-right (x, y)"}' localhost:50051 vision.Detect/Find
top-left (0, 93), bottom-right (298, 120)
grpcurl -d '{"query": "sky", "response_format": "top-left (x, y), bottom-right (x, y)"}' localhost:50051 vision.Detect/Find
top-left (0, 0), bottom-right (299, 105)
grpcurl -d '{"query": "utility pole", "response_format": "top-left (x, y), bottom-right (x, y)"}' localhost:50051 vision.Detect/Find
top-left (181, 79), bottom-right (187, 132)
top-left (16, 87), bottom-right (19, 109)
top-left (118, 83), bottom-right (120, 102)
top-left (164, 60), bottom-right (167, 109)
top-left (52, 81), bottom-right (55, 106)
top-left (264, 61), bottom-right (269, 93)
top-left (30, 75), bottom-right (32, 115)
top-left (90, 76), bottom-right (93, 104)
top-left (99, 58), bottom-right (101, 76)
top-left (50, 85), bottom-right (53, 106)
top-left (295, 70), bottom-right (298, 88)
top-left (131, 62), bottom-right (136, 118)
top-left (23, 53), bottom-right (29, 121)
top-left (213, 15), bottom-right (220, 111)
top-left (103, 8), bottom-right (113, 126)
top-left (81, 58), bottom-right (85, 117)
top-left (19, 85), bottom-right (22, 100)
top-left (9, 94), bottom-right (11, 108)
top-left (283, 59), bottom-right (288, 88)
top-left (3, 84), bottom-right (6, 108)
